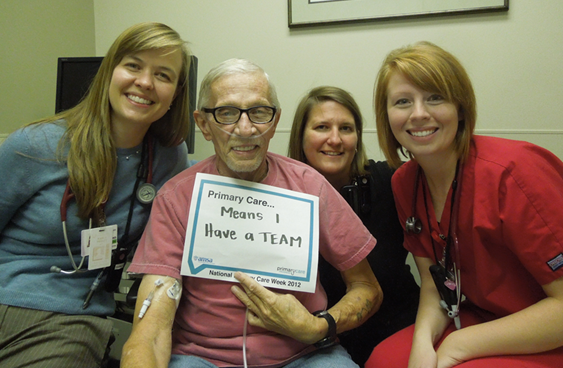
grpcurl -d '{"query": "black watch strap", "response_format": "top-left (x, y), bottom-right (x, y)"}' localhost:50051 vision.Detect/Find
top-left (312, 310), bottom-right (337, 349)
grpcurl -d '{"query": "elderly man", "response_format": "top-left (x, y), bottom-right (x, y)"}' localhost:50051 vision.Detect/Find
top-left (121, 59), bottom-right (382, 368)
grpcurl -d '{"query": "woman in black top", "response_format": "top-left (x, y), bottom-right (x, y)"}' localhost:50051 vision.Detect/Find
top-left (289, 86), bottom-right (420, 365)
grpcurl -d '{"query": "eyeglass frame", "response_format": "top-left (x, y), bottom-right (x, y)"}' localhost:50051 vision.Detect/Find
top-left (202, 105), bottom-right (277, 125)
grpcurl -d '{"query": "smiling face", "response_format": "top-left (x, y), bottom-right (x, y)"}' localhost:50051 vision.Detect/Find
top-left (302, 101), bottom-right (358, 188)
top-left (194, 72), bottom-right (279, 182)
top-left (386, 72), bottom-right (461, 163)
top-left (108, 48), bottom-right (182, 146)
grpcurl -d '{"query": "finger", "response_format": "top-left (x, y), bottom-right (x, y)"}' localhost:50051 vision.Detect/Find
top-left (246, 308), bottom-right (265, 329)
top-left (234, 272), bottom-right (271, 308)
top-left (231, 285), bottom-right (251, 305)
top-left (234, 271), bottom-right (257, 290)
top-left (233, 272), bottom-right (258, 299)
top-left (231, 285), bottom-right (268, 326)
top-left (232, 285), bottom-right (262, 316)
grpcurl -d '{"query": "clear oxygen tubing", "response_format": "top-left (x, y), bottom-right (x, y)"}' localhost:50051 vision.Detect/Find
top-left (212, 120), bottom-right (274, 366)
top-left (212, 118), bottom-right (277, 141)
top-left (211, 119), bottom-right (277, 182)
top-left (243, 308), bottom-right (249, 368)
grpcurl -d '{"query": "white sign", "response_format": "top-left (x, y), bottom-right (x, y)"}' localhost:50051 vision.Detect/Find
top-left (180, 173), bottom-right (319, 293)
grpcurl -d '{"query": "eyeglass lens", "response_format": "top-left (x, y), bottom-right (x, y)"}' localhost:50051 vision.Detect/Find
top-left (214, 106), bottom-right (275, 124)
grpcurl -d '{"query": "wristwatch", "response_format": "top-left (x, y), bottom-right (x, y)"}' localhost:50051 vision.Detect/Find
top-left (312, 310), bottom-right (337, 349)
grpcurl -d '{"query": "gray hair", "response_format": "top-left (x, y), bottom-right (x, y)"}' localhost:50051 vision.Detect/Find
top-left (196, 58), bottom-right (280, 110)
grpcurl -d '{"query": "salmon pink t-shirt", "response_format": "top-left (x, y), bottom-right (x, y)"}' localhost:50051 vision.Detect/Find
top-left (129, 152), bottom-right (376, 367)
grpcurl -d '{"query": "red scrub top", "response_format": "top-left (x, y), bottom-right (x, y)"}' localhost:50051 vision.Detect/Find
top-left (392, 135), bottom-right (563, 320)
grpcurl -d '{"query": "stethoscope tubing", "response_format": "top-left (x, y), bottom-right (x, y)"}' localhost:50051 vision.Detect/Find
top-left (409, 161), bottom-right (464, 324)
top-left (56, 136), bottom-right (154, 274)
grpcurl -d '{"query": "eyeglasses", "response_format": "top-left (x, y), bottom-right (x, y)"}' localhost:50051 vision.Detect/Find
top-left (202, 106), bottom-right (277, 125)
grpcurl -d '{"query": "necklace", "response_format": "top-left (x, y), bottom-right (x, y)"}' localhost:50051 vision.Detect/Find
top-left (125, 150), bottom-right (141, 160)
top-left (118, 149), bottom-right (142, 161)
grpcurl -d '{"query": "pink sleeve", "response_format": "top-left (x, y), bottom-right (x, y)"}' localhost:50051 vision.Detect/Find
top-left (317, 180), bottom-right (376, 271)
top-left (128, 179), bottom-right (193, 279)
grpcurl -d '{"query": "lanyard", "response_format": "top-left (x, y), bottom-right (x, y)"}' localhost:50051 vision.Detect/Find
top-left (420, 161), bottom-right (462, 272)
top-left (56, 136), bottom-right (154, 275)
top-left (55, 135), bottom-right (155, 307)
top-left (418, 161), bottom-right (464, 329)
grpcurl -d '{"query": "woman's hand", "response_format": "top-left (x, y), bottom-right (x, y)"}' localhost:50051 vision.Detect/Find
top-left (407, 256), bottom-right (453, 368)
top-left (435, 331), bottom-right (467, 368)
top-left (407, 336), bottom-right (464, 368)
top-left (408, 339), bottom-right (438, 368)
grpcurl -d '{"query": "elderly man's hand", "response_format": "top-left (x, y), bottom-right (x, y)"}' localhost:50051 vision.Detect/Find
top-left (231, 271), bottom-right (326, 344)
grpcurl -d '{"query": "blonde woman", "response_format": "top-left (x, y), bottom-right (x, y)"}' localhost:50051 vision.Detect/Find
top-left (289, 86), bottom-right (419, 365)
top-left (0, 22), bottom-right (191, 367)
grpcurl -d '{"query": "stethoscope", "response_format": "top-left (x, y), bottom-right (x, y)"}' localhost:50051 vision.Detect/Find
top-left (51, 136), bottom-right (155, 307)
top-left (406, 162), bottom-right (463, 329)
top-left (405, 168), bottom-right (423, 234)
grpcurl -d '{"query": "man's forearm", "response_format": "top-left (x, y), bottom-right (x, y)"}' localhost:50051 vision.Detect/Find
top-left (121, 335), bottom-right (169, 368)
top-left (328, 259), bottom-right (383, 333)
top-left (328, 281), bottom-right (382, 333)
top-left (121, 275), bottom-right (180, 368)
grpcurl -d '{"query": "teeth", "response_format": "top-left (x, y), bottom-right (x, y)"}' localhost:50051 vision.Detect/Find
top-left (410, 129), bottom-right (436, 137)
top-left (323, 151), bottom-right (342, 156)
top-left (128, 94), bottom-right (152, 105)
top-left (233, 146), bottom-right (256, 152)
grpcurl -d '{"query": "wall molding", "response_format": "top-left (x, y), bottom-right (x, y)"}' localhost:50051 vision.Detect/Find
top-left (170, 127), bottom-right (563, 135)
top-left (4, 129), bottom-right (561, 140)
top-left (362, 128), bottom-right (563, 135)
top-left (265, 128), bottom-right (563, 160)
top-left (272, 128), bottom-right (563, 135)
top-left (474, 129), bottom-right (563, 135)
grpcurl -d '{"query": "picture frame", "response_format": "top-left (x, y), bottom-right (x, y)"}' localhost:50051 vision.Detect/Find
top-left (288, 0), bottom-right (509, 28)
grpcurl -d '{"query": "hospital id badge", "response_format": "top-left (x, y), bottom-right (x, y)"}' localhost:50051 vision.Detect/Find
top-left (81, 225), bottom-right (118, 257)
top-left (81, 225), bottom-right (116, 270)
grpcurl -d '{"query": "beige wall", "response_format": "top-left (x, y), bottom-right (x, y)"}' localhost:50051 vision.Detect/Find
top-left (92, 0), bottom-right (563, 162)
top-left (3, 1), bottom-right (563, 163)
top-left (0, 0), bottom-right (95, 139)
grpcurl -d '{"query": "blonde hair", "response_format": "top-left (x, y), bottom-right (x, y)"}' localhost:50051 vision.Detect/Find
top-left (374, 41), bottom-right (476, 168)
top-left (289, 86), bottom-right (368, 178)
top-left (29, 22), bottom-right (191, 218)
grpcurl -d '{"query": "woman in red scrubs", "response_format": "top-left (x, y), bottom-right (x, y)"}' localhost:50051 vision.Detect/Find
top-left (366, 41), bottom-right (563, 368)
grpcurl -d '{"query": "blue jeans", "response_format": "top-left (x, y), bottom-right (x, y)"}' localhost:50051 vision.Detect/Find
top-left (168, 344), bottom-right (359, 368)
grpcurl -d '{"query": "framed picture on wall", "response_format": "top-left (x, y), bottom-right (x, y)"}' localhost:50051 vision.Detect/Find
top-left (288, 0), bottom-right (509, 28)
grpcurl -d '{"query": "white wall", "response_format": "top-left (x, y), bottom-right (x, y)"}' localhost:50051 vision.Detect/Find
top-left (92, 0), bottom-right (563, 162)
